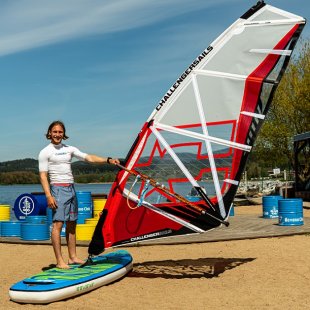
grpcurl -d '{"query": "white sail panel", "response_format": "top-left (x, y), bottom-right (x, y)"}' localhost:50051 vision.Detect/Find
top-left (156, 75), bottom-right (246, 126)
top-left (251, 5), bottom-right (304, 22)
top-left (196, 75), bottom-right (245, 123)
top-left (156, 80), bottom-right (201, 126)
top-left (204, 24), bottom-right (298, 76)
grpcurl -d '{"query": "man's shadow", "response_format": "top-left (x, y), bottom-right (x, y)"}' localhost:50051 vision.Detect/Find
top-left (128, 257), bottom-right (255, 279)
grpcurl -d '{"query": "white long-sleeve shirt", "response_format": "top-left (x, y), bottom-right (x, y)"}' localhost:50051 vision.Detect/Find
top-left (38, 143), bottom-right (87, 184)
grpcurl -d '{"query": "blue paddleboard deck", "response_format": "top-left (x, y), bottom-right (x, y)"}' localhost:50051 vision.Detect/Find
top-left (9, 250), bottom-right (133, 304)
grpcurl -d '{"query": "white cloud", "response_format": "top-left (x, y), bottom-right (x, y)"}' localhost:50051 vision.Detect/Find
top-left (0, 0), bottom-right (233, 56)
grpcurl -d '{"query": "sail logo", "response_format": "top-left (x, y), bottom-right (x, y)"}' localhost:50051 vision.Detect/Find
top-left (19, 196), bottom-right (35, 216)
top-left (156, 46), bottom-right (213, 111)
top-left (130, 229), bottom-right (172, 242)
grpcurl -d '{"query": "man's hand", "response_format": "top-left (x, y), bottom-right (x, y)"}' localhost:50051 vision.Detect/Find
top-left (108, 158), bottom-right (120, 165)
top-left (47, 195), bottom-right (57, 209)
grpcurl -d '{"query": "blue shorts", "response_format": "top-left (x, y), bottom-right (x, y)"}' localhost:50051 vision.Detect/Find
top-left (50, 185), bottom-right (78, 222)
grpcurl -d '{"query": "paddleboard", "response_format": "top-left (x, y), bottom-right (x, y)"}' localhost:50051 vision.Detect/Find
top-left (9, 250), bottom-right (133, 304)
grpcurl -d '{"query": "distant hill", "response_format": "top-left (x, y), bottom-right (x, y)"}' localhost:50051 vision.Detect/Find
top-left (0, 158), bottom-right (120, 184)
top-left (0, 158), bottom-right (38, 173)
top-left (0, 158), bottom-right (119, 174)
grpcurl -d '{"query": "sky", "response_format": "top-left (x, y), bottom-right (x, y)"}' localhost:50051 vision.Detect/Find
top-left (0, 0), bottom-right (309, 162)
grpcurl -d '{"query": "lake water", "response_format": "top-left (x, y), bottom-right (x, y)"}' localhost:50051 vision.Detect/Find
top-left (0, 184), bottom-right (112, 221)
top-left (0, 181), bottom-right (215, 221)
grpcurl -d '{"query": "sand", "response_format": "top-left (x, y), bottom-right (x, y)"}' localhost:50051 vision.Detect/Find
top-left (1, 206), bottom-right (310, 310)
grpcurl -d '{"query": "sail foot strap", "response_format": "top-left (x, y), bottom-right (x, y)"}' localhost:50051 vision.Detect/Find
top-left (79, 255), bottom-right (94, 268)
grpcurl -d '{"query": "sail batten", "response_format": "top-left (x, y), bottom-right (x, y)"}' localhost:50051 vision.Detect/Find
top-left (224, 179), bottom-right (239, 186)
top-left (249, 49), bottom-right (292, 55)
top-left (193, 74), bottom-right (226, 217)
top-left (240, 111), bottom-right (265, 119)
top-left (154, 122), bottom-right (252, 151)
top-left (243, 19), bottom-right (305, 26)
top-left (87, 1), bottom-right (305, 252)
top-left (194, 69), bottom-right (284, 86)
top-left (194, 69), bottom-right (248, 81)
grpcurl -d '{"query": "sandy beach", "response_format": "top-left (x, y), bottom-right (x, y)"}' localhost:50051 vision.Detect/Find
top-left (1, 205), bottom-right (310, 309)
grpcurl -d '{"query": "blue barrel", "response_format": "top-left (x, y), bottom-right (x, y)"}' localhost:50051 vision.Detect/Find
top-left (76, 191), bottom-right (92, 224)
top-left (1, 221), bottom-right (21, 237)
top-left (25, 215), bottom-right (48, 224)
top-left (46, 207), bottom-right (53, 225)
top-left (262, 195), bottom-right (282, 218)
top-left (76, 191), bottom-right (92, 204)
top-left (185, 195), bottom-right (201, 202)
top-left (14, 193), bottom-right (47, 221)
top-left (278, 198), bottom-right (303, 226)
top-left (229, 205), bottom-right (235, 216)
top-left (21, 222), bottom-right (49, 240)
top-left (31, 192), bottom-right (47, 213)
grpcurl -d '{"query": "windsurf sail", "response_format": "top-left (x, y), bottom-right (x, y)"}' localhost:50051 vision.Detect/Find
top-left (89, 1), bottom-right (305, 252)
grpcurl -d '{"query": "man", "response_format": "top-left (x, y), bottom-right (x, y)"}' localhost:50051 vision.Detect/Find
top-left (39, 120), bottom-right (119, 269)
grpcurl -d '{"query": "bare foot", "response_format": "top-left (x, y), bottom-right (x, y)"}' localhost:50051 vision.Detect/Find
top-left (68, 257), bottom-right (85, 265)
top-left (56, 263), bottom-right (70, 269)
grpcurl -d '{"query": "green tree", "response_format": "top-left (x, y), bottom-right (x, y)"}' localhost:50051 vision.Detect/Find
top-left (0, 171), bottom-right (40, 184)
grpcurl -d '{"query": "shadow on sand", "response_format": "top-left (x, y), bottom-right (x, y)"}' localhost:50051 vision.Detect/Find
top-left (129, 257), bottom-right (255, 279)
top-left (42, 264), bottom-right (57, 271)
